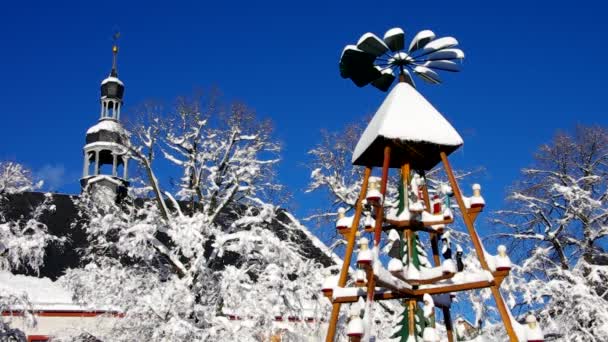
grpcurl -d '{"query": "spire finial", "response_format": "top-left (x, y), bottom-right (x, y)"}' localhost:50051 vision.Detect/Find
top-left (111, 31), bottom-right (120, 77)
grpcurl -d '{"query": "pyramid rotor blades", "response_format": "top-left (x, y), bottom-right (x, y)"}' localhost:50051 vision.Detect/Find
top-left (350, 65), bottom-right (383, 87)
top-left (408, 30), bottom-right (436, 53)
top-left (423, 49), bottom-right (465, 61)
top-left (413, 65), bottom-right (442, 84)
top-left (423, 60), bottom-right (461, 72)
top-left (339, 26), bottom-right (464, 91)
top-left (383, 28), bottom-right (405, 52)
top-left (357, 33), bottom-right (390, 57)
top-left (372, 68), bottom-right (396, 92)
top-left (414, 37), bottom-right (459, 58)
top-left (339, 45), bottom-right (376, 79)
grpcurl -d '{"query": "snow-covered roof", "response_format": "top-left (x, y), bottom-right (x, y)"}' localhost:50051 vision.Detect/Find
top-left (101, 76), bottom-right (124, 86)
top-left (0, 271), bottom-right (87, 311)
top-left (82, 175), bottom-right (127, 186)
top-left (352, 82), bottom-right (463, 169)
top-left (86, 120), bottom-right (127, 136)
top-left (0, 271), bottom-right (72, 305)
top-left (281, 211), bottom-right (344, 267)
top-left (0, 272), bottom-right (119, 313)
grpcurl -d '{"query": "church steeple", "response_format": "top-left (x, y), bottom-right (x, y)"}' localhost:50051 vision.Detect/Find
top-left (100, 38), bottom-right (124, 121)
top-left (80, 39), bottom-right (130, 200)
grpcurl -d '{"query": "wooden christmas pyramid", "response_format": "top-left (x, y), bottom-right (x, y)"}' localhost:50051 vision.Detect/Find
top-left (323, 27), bottom-right (530, 342)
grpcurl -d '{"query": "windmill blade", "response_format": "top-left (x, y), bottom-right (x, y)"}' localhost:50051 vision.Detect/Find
top-left (424, 37), bottom-right (459, 51)
top-left (401, 69), bottom-right (416, 88)
top-left (383, 27), bottom-right (405, 52)
top-left (349, 65), bottom-right (382, 87)
top-left (423, 48), bottom-right (464, 61)
top-left (411, 37), bottom-right (459, 59)
top-left (413, 65), bottom-right (442, 84)
top-left (408, 30), bottom-right (435, 52)
top-left (339, 45), bottom-right (376, 78)
top-left (371, 68), bottom-right (395, 91)
top-left (357, 33), bottom-right (389, 57)
top-left (423, 60), bottom-right (461, 72)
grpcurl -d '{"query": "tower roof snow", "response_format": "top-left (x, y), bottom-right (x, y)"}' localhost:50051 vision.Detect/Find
top-left (352, 82), bottom-right (463, 170)
top-left (87, 119), bottom-right (127, 136)
top-left (101, 76), bottom-right (124, 86)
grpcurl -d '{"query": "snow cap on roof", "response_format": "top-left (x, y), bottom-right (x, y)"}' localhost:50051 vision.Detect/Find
top-left (352, 82), bottom-right (463, 169)
top-left (101, 76), bottom-right (124, 86)
top-left (86, 119), bottom-right (127, 136)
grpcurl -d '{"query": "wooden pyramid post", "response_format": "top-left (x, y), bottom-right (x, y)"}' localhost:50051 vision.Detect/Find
top-left (364, 145), bottom-right (391, 311)
top-left (325, 167), bottom-right (372, 342)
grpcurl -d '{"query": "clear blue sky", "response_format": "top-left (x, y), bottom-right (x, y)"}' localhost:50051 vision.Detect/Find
top-left (1, 0), bottom-right (607, 232)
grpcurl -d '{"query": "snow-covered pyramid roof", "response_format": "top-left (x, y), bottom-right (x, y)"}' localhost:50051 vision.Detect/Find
top-left (352, 82), bottom-right (463, 170)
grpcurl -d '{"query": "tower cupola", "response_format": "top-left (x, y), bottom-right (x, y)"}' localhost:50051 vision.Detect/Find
top-left (99, 44), bottom-right (124, 121)
top-left (81, 38), bottom-right (130, 200)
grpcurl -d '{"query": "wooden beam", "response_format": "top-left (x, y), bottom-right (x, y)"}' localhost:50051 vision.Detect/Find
top-left (412, 280), bottom-right (495, 296)
top-left (390, 269), bottom-right (455, 286)
top-left (365, 146), bottom-right (392, 303)
top-left (440, 152), bottom-right (518, 342)
top-left (385, 218), bottom-right (453, 228)
top-left (467, 206), bottom-right (483, 223)
top-left (325, 167), bottom-right (372, 342)
top-left (333, 270), bottom-right (510, 304)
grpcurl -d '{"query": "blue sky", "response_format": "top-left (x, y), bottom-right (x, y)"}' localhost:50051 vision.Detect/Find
top-left (1, 0), bottom-right (607, 234)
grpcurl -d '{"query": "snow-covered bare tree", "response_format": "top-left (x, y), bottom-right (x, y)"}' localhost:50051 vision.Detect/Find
top-left (61, 95), bottom-right (330, 341)
top-left (0, 161), bottom-right (62, 342)
top-left (493, 125), bottom-right (608, 341)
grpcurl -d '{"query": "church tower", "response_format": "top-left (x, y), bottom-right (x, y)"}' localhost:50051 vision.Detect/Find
top-left (80, 41), bottom-right (130, 200)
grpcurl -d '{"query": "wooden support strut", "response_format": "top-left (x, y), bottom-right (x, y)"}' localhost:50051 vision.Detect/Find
top-left (362, 146), bottom-right (391, 338)
top-left (325, 167), bottom-right (372, 342)
top-left (440, 151), bottom-right (518, 342)
top-left (408, 298), bottom-right (416, 338)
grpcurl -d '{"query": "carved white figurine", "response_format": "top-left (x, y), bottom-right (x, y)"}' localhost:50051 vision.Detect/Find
top-left (346, 306), bottom-right (364, 339)
top-left (525, 314), bottom-right (544, 342)
top-left (439, 183), bottom-right (453, 197)
top-left (357, 237), bottom-right (373, 266)
top-left (355, 268), bottom-right (367, 286)
top-left (456, 244), bottom-right (464, 272)
top-left (388, 258), bottom-right (404, 272)
top-left (409, 173), bottom-right (425, 213)
top-left (422, 294), bottom-right (439, 342)
top-left (442, 258), bottom-right (456, 274)
top-left (470, 183), bottom-right (485, 208)
top-left (321, 275), bottom-right (338, 297)
top-left (495, 245), bottom-right (512, 271)
top-left (441, 232), bottom-right (456, 273)
top-left (455, 318), bottom-right (467, 340)
top-left (366, 176), bottom-right (382, 205)
top-left (422, 293), bottom-right (434, 318)
top-left (336, 207), bottom-right (353, 234)
top-left (441, 231), bottom-right (452, 259)
top-left (363, 212), bottom-right (375, 232)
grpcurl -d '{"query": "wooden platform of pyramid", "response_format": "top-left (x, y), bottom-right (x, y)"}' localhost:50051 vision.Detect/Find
top-left (323, 80), bottom-right (519, 342)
